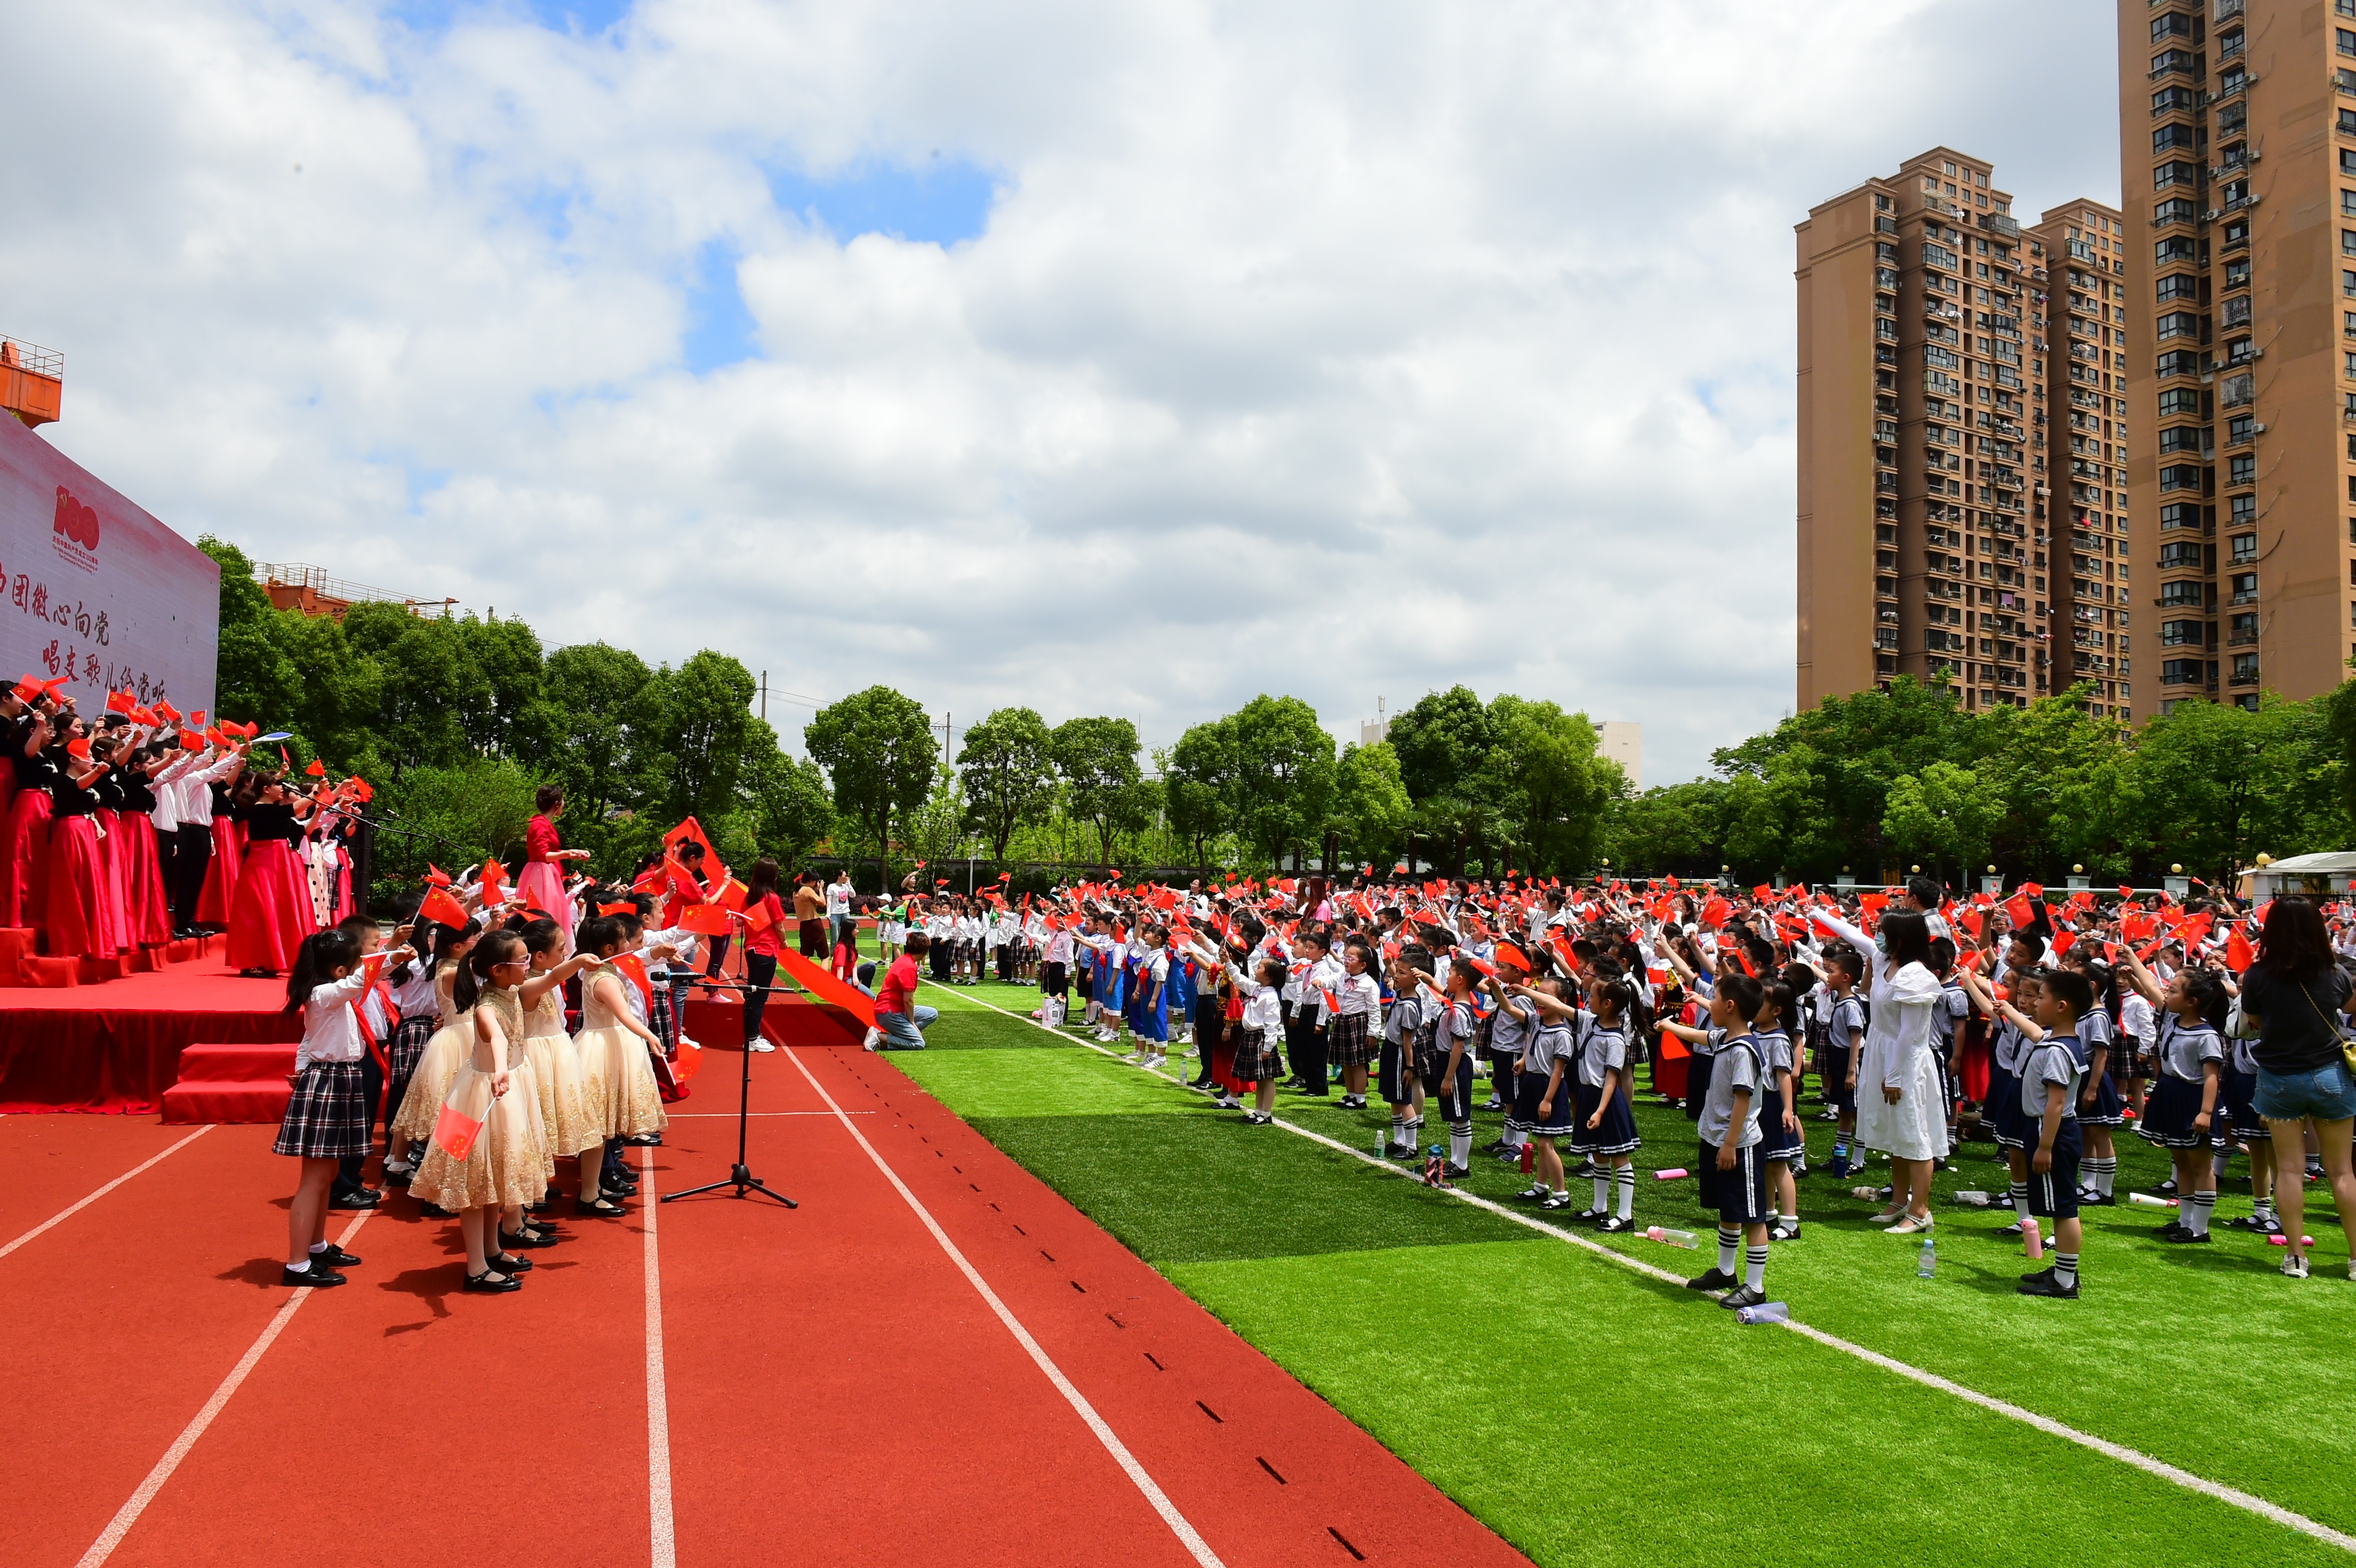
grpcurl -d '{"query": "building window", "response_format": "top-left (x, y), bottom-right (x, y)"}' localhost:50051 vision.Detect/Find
top-left (2157, 273), bottom-right (2200, 304)
top-left (2231, 533), bottom-right (2257, 564)
top-left (2159, 463), bottom-right (2205, 492)
top-left (2230, 571), bottom-right (2259, 603)
top-left (2160, 540), bottom-right (2204, 569)
top-left (2160, 619), bottom-right (2203, 646)
top-left (2231, 493), bottom-right (2257, 525)
top-left (2159, 425), bottom-right (2206, 454)
top-left (2231, 653), bottom-right (2260, 685)
top-left (2230, 612), bottom-right (2259, 644)
top-left (2160, 579), bottom-right (2205, 607)
top-left (2162, 658), bottom-right (2204, 686)
top-left (2229, 454), bottom-right (2256, 486)
top-left (2160, 501), bottom-right (2202, 530)
top-left (2158, 387), bottom-right (2202, 416)
top-left (2157, 310), bottom-right (2201, 339)
top-left (2157, 236), bottom-right (2198, 264)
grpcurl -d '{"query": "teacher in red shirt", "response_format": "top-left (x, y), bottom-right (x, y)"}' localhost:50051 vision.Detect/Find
top-left (873, 931), bottom-right (937, 1051)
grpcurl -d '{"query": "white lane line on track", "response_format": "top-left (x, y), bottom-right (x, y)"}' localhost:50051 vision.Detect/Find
top-left (1, 1125), bottom-right (213, 1261)
top-left (928, 981), bottom-right (2356, 1555)
top-left (74, 1208), bottom-right (375, 1568)
top-left (784, 1045), bottom-right (1225, 1568)
top-left (643, 1146), bottom-right (677, 1568)
top-left (665, 1110), bottom-right (871, 1117)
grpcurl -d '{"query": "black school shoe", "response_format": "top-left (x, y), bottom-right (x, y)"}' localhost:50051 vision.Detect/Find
top-left (283, 1262), bottom-right (346, 1288)
top-left (1442, 1162), bottom-right (1472, 1180)
top-left (1719, 1284), bottom-right (1767, 1311)
top-left (2018, 1268), bottom-right (2079, 1299)
top-left (313, 1243), bottom-right (362, 1268)
top-left (462, 1269), bottom-right (524, 1294)
top-left (328, 1187), bottom-right (381, 1210)
top-left (2158, 1224), bottom-right (2211, 1244)
top-left (1686, 1266), bottom-right (1737, 1292)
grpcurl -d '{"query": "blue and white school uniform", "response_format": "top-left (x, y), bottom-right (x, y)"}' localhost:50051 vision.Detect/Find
top-left (2020, 1035), bottom-right (2085, 1219)
top-left (2076, 1006), bottom-right (2127, 1128)
top-left (1515, 1019), bottom-right (1576, 1136)
top-left (1986, 1016), bottom-right (2030, 1150)
top-left (1753, 1026), bottom-right (1801, 1164)
top-left (1824, 993), bottom-right (1865, 1113)
top-left (1568, 1013), bottom-right (1640, 1157)
top-left (1695, 1032), bottom-right (1768, 1222)
top-left (2136, 1013), bottom-right (2223, 1149)
top-left (2219, 1026), bottom-right (2263, 1149)
top-left (1133, 947), bottom-right (1171, 1043)
top-left (1491, 995), bottom-right (1538, 1134)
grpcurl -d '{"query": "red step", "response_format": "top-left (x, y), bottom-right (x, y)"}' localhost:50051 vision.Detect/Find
top-left (0, 927), bottom-right (32, 987)
top-left (160, 1041), bottom-right (298, 1125)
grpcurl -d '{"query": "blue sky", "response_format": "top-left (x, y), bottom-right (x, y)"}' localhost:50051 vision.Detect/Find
top-left (7, 0), bottom-right (2122, 783)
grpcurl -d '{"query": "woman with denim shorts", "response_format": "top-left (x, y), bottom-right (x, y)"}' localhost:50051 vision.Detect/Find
top-left (2235, 898), bottom-right (2356, 1280)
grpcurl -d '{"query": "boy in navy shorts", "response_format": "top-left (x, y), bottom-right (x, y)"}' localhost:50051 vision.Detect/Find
top-left (2018, 966), bottom-right (2090, 1299)
top-left (1687, 972), bottom-right (1771, 1311)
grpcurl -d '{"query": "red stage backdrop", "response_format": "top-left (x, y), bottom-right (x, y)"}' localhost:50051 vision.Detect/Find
top-left (0, 415), bottom-right (218, 714)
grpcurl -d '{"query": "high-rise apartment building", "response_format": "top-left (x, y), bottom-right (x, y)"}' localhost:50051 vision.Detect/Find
top-left (1797, 150), bottom-right (2053, 712)
top-left (2026, 198), bottom-right (2136, 719)
top-left (2118, 0), bottom-right (2356, 715)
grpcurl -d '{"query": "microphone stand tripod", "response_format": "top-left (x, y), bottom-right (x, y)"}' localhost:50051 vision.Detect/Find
top-left (661, 973), bottom-right (796, 1208)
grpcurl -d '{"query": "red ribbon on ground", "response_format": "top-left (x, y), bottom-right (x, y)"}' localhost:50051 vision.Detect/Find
top-left (773, 945), bottom-right (878, 1027)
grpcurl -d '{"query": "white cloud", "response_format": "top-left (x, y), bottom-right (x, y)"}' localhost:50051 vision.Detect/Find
top-left (0, 0), bottom-right (2119, 780)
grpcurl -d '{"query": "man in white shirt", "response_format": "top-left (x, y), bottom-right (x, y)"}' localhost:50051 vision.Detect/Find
top-left (827, 871), bottom-right (855, 954)
top-left (172, 741), bottom-right (244, 936)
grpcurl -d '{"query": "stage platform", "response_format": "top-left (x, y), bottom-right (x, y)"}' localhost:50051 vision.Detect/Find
top-left (0, 959), bottom-right (867, 1117)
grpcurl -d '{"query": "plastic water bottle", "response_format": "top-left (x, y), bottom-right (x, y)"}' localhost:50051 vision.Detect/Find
top-left (2128, 1191), bottom-right (2179, 1209)
top-left (1644, 1225), bottom-right (1699, 1249)
top-left (1734, 1301), bottom-right (1790, 1325)
top-left (1951, 1189), bottom-right (1993, 1207)
top-left (1653, 1167), bottom-right (1690, 1181)
top-left (1917, 1236), bottom-right (1937, 1279)
top-left (1520, 1143), bottom-right (1535, 1174)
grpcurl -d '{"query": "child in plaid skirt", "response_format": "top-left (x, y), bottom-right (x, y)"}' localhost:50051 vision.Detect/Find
top-left (276, 927), bottom-right (413, 1288)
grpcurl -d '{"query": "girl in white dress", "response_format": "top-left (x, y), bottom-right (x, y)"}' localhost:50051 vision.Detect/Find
top-left (1811, 906), bottom-right (1948, 1232)
top-left (385, 919), bottom-right (481, 1186)
top-left (407, 930), bottom-right (542, 1293)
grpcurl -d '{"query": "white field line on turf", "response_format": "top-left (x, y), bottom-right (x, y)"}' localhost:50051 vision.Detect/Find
top-left (783, 1046), bottom-right (1226, 1568)
top-left (642, 1146), bottom-right (677, 1568)
top-left (933, 981), bottom-right (2356, 1556)
top-left (75, 1208), bottom-right (376, 1568)
top-left (0, 1124), bottom-right (213, 1262)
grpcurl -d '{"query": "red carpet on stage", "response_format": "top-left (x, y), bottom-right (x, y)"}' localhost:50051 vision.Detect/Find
top-left (0, 961), bottom-right (298, 1115)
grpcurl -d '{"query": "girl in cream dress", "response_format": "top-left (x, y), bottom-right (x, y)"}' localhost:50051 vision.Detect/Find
top-left (570, 914), bottom-right (668, 1218)
top-left (518, 917), bottom-right (600, 1211)
top-left (407, 930), bottom-right (546, 1294)
top-left (386, 921), bottom-right (481, 1173)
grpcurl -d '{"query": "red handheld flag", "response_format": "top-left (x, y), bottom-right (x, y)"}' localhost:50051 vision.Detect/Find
top-left (2225, 927), bottom-right (2256, 974)
top-left (305, 759), bottom-right (327, 777)
top-left (419, 886), bottom-right (469, 928)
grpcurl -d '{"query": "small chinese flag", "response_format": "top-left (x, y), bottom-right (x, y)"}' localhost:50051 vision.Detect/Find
top-left (305, 759), bottom-right (327, 777)
top-left (2225, 926), bottom-right (2256, 974)
top-left (2002, 891), bottom-right (2035, 929)
top-left (597, 900), bottom-right (635, 916)
top-left (419, 886), bottom-right (468, 928)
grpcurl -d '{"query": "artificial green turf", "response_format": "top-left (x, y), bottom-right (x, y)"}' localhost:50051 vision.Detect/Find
top-left (893, 1000), bottom-right (2356, 1559)
top-left (1169, 1240), bottom-right (2349, 1568)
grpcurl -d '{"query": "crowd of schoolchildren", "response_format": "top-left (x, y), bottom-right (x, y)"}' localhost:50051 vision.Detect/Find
top-left (270, 794), bottom-right (791, 1296)
top-left (885, 867), bottom-right (2356, 1310)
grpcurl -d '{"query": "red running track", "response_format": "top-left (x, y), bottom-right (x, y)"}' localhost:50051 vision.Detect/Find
top-left (1, 1046), bottom-right (1530, 1568)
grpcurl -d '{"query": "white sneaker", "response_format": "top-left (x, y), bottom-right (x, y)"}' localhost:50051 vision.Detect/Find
top-left (1144, 1054), bottom-right (1166, 1071)
top-left (747, 1040), bottom-right (775, 1053)
top-left (862, 1028), bottom-right (882, 1051)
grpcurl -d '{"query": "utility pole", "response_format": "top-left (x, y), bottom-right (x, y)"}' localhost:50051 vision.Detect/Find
top-left (759, 670), bottom-right (767, 722)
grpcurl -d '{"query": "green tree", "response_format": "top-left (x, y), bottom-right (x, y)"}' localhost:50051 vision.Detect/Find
top-left (1482, 697), bottom-right (1622, 875)
top-left (2128, 696), bottom-right (2339, 883)
top-left (1388, 686), bottom-right (1495, 873)
top-left (197, 536), bottom-right (304, 728)
top-left (1330, 740), bottom-right (1411, 873)
top-left (1223, 695), bottom-right (1335, 871)
top-left (742, 743), bottom-right (836, 870)
top-left (519, 642), bottom-right (659, 829)
top-left (1601, 779), bottom-right (1727, 874)
top-left (646, 651), bottom-right (762, 827)
top-left (957, 707), bottom-right (1056, 862)
top-left (1161, 723), bottom-right (1234, 872)
top-left (1881, 760), bottom-right (2005, 882)
top-left (806, 686), bottom-right (938, 890)
top-left (1051, 716), bottom-right (1150, 870)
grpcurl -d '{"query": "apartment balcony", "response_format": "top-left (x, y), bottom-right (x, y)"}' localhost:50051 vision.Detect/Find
top-left (2214, 0), bottom-right (2244, 21)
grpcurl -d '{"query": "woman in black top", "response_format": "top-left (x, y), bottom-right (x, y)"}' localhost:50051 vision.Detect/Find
top-left (115, 739), bottom-right (173, 947)
top-left (226, 774), bottom-right (319, 977)
top-left (2236, 897), bottom-right (2356, 1279)
top-left (1, 709), bottom-right (55, 928)
top-left (44, 722), bottom-right (115, 958)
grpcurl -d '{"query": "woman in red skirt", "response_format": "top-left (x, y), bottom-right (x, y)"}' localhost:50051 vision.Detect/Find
top-left (89, 736), bottom-right (131, 955)
top-left (196, 772), bottom-right (244, 931)
top-left (1, 707), bottom-right (56, 931)
top-left (117, 736), bottom-right (175, 947)
top-left (45, 726), bottom-right (117, 959)
top-left (227, 772), bottom-right (320, 977)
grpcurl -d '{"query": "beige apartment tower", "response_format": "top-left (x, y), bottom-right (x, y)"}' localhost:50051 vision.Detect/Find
top-left (1797, 150), bottom-right (2067, 713)
top-left (2118, 0), bottom-right (2356, 714)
